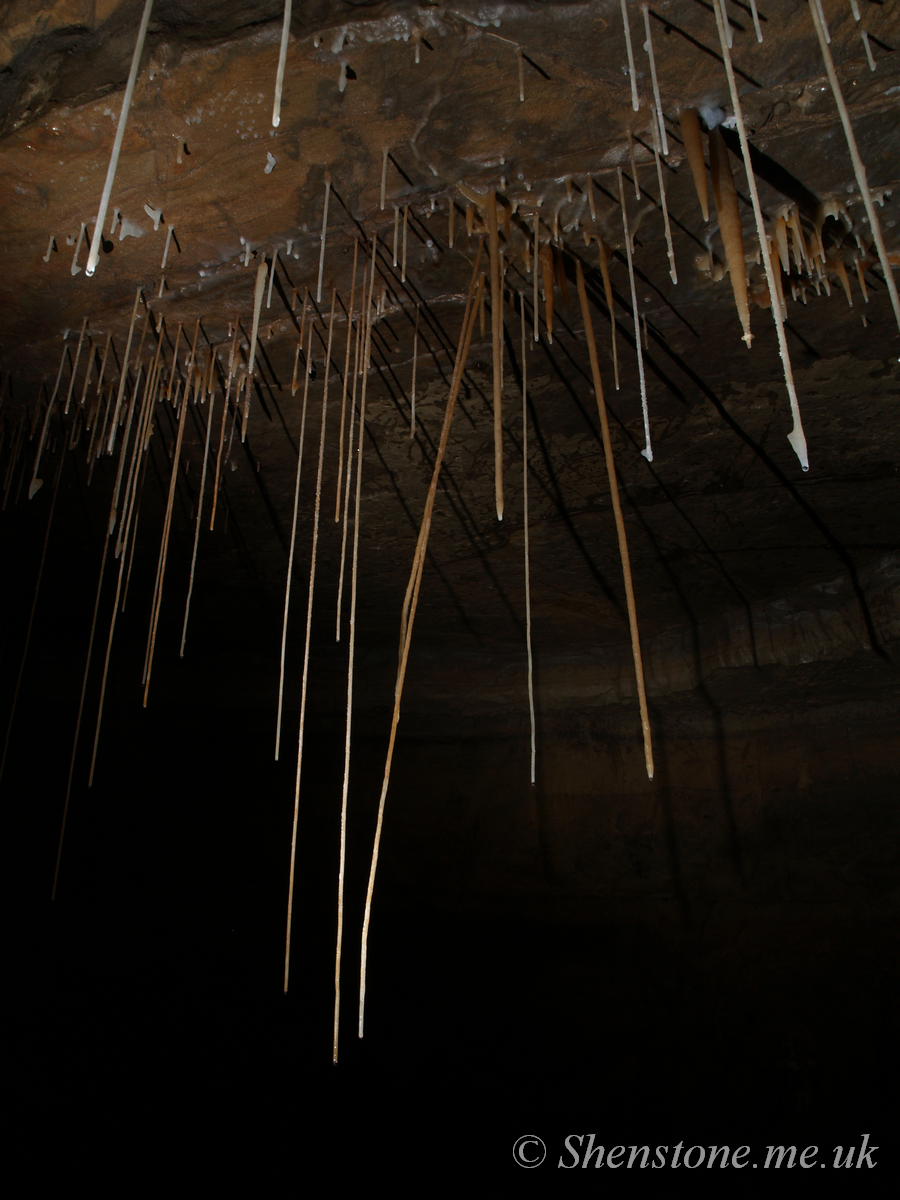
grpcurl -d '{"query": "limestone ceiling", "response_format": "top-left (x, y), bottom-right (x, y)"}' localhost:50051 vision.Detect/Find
top-left (1, 0), bottom-right (899, 667)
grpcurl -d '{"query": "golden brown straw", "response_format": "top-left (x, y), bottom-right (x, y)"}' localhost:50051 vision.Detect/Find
top-left (107, 288), bottom-right (142, 452)
top-left (708, 125), bottom-right (752, 349)
top-left (410, 302), bottom-right (419, 439)
top-left (597, 239), bottom-right (620, 391)
top-left (53, 371), bottom-right (141, 897)
top-left (276, 317), bottom-right (315, 761)
top-left (360, 247), bottom-right (485, 1036)
top-left (0, 405), bottom-right (66, 789)
top-left (180, 361), bottom-right (217, 657)
top-left (521, 300), bottom-right (536, 784)
top-left (317, 173), bottom-right (331, 303)
top-left (401, 203), bottom-right (409, 283)
top-left (89, 354), bottom-right (157, 785)
top-left (63, 316), bottom-right (88, 416)
top-left (337, 297), bottom-right (363, 642)
top-left (333, 235), bottom-right (377, 1060)
top-left (533, 211), bottom-right (540, 341)
top-left (335, 239), bottom-right (359, 523)
top-left (576, 258), bottom-right (653, 780)
top-left (486, 194), bottom-right (504, 424)
top-left (143, 319), bottom-right (198, 703)
top-left (679, 109), bottom-right (709, 221)
top-left (284, 289), bottom-right (338, 992)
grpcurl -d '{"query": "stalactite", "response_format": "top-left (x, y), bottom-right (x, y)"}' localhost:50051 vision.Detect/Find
top-left (0, 405), bottom-right (66, 789)
top-left (143, 319), bottom-right (198, 705)
top-left (620, 0), bottom-right (640, 112)
top-left (713, 0), bottom-right (808, 470)
top-left (650, 114), bottom-right (677, 285)
top-left (360, 248), bottom-right (485, 1037)
top-left (180, 365), bottom-right (216, 657)
top-left (335, 240), bottom-right (359, 523)
top-left (641, 3), bottom-right (668, 155)
top-left (333, 236), bottom-right (376, 1058)
top-left (276, 315), bottom-right (315, 762)
top-left (107, 288), bottom-right (143, 453)
top-left (807, 0), bottom-right (900, 336)
top-left (520, 300), bottom-right (536, 785)
top-left (576, 258), bottom-right (653, 780)
top-left (410, 302), bottom-right (419, 440)
top-left (679, 109), bottom-right (709, 222)
top-left (486, 190), bottom-right (505, 521)
top-left (272, 0), bottom-right (292, 128)
top-left (708, 126), bottom-right (752, 349)
top-left (317, 173), bottom-right (331, 304)
top-left (284, 288), bottom-right (338, 992)
top-left (597, 239), bottom-right (620, 392)
top-left (85, 0), bottom-right (154, 276)
top-left (617, 168), bottom-right (652, 461)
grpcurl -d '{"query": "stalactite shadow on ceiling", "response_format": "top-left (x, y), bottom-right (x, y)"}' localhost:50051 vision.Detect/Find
top-left (1, 0), bottom-right (899, 1058)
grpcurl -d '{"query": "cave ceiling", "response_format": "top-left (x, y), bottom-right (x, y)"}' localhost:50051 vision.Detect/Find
top-left (0, 0), bottom-right (899, 698)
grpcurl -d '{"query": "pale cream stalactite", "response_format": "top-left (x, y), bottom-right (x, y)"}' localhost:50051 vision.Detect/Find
top-left (487, 190), bottom-right (505, 521)
top-left (107, 288), bottom-right (143, 453)
top-left (53, 359), bottom-right (143, 897)
top-left (333, 235), bottom-right (377, 1060)
top-left (317, 173), bottom-right (331, 304)
top-left (410, 303), bottom-right (420, 439)
top-left (807, 0), bottom-right (900, 337)
top-left (401, 203), bottom-right (409, 284)
top-left (247, 260), bottom-right (268, 381)
top-left (85, 0), bottom-right (154, 277)
top-left (597, 239), bottom-right (620, 392)
top-left (521, 300), bottom-right (536, 785)
top-left (712, 0), bottom-right (809, 470)
top-left (533, 211), bottom-right (540, 342)
top-left (96, 331), bottom-right (113, 398)
top-left (272, 0), bottom-right (292, 128)
top-left (64, 318), bottom-right (89, 416)
top-left (275, 317), bottom-right (315, 762)
top-left (361, 247), bottom-right (485, 1037)
top-left (641, 3), bottom-right (668, 156)
top-left (267, 248), bottom-right (278, 309)
top-left (210, 374), bottom-right (232, 532)
top-left (143, 319), bottom-right (198, 702)
top-left (89, 352), bottom-right (157, 786)
top-left (650, 113), bottom-right (677, 285)
top-left (576, 258), bottom-right (654, 780)
top-left (620, 0), bottom-right (640, 112)
top-left (30, 336), bottom-right (74, 498)
top-left (617, 168), bottom-right (653, 461)
top-left (284, 290), bottom-right (338, 993)
top-left (336, 290), bottom-right (363, 642)
top-left (749, 0), bottom-right (763, 42)
top-left (335, 239), bottom-right (359, 523)
top-left (380, 146), bottom-right (389, 211)
top-left (161, 225), bottom-right (174, 270)
top-left (628, 130), bottom-right (641, 200)
top-left (180, 364), bottom-right (217, 658)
